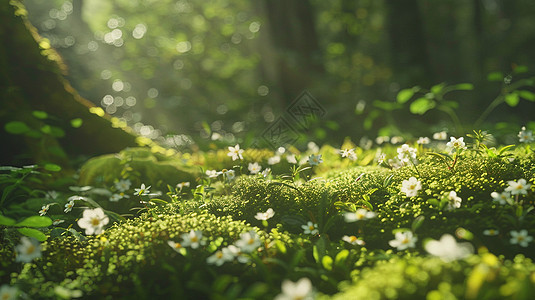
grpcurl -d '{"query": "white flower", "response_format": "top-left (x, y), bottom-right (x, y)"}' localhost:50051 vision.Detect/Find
top-left (424, 234), bottom-right (474, 262)
top-left (0, 285), bottom-right (18, 300)
top-left (222, 169), bottom-right (235, 181)
top-left (491, 191), bottom-right (512, 205)
top-left (342, 235), bottom-right (365, 246)
top-left (397, 144), bottom-right (417, 163)
top-left (417, 137), bottom-right (430, 145)
top-left (53, 219), bottom-right (65, 225)
top-left (446, 191), bottom-right (462, 210)
top-left (286, 154), bottom-right (297, 164)
top-left (389, 231), bottom-right (417, 250)
top-left (401, 177), bottom-right (422, 197)
top-left (308, 154), bottom-right (323, 166)
top-left (446, 136), bottom-right (466, 151)
top-left (390, 136), bottom-right (404, 144)
top-left (227, 244), bottom-right (249, 263)
top-left (504, 179), bottom-right (531, 195)
top-left (181, 230), bottom-right (206, 249)
top-left (274, 278), bottom-right (314, 300)
top-left (167, 240), bottom-right (183, 253)
top-left (176, 182), bottom-right (190, 189)
top-left (115, 179), bottom-right (131, 192)
top-left (510, 230), bottom-right (533, 247)
top-left (68, 195), bottom-right (85, 202)
top-left (518, 126), bottom-right (534, 143)
top-left (39, 204), bottom-right (50, 216)
top-left (206, 170), bottom-right (222, 178)
top-left (340, 148), bottom-right (357, 161)
top-left (207, 247), bottom-right (235, 266)
top-left (235, 230), bottom-right (261, 253)
top-left (301, 221), bottom-right (319, 235)
top-left (483, 229), bottom-right (499, 236)
top-left (228, 144), bottom-right (244, 161)
top-left (133, 183), bottom-right (151, 196)
top-left (77, 208), bottom-right (109, 235)
top-left (255, 208), bottom-right (275, 221)
top-left (64, 200), bottom-right (75, 213)
top-left (375, 136), bottom-right (389, 145)
top-left (15, 237), bottom-right (42, 263)
top-left (268, 155), bottom-right (281, 165)
top-left (433, 131), bottom-right (448, 140)
top-left (248, 162), bottom-right (262, 174)
top-left (307, 142), bottom-right (319, 153)
top-left (110, 192), bottom-right (129, 202)
top-left (261, 168), bottom-right (271, 178)
top-left (344, 209), bottom-right (376, 222)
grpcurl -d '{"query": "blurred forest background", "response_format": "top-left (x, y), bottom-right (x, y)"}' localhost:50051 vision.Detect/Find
top-left (20, 0), bottom-right (535, 150)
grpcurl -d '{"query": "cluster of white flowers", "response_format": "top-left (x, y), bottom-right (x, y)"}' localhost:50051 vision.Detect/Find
top-left (206, 230), bottom-right (262, 266)
top-left (275, 278), bottom-right (314, 300)
top-left (344, 208), bottom-right (376, 222)
top-left (397, 144), bottom-right (417, 163)
top-left (445, 191), bottom-right (462, 210)
top-left (339, 148), bottom-right (357, 161)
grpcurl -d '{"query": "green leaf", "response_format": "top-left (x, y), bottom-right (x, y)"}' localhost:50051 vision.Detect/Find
top-left (397, 88), bottom-right (416, 104)
top-left (451, 83), bottom-right (474, 90)
top-left (504, 93), bottom-right (520, 107)
top-left (431, 83), bottom-right (445, 94)
top-left (410, 98), bottom-right (436, 115)
top-left (44, 163), bottom-right (62, 172)
top-left (14, 216), bottom-right (52, 228)
top-left (17, 227), bottom-right (47, 241)
top-left (487, 72), bottom-right (503, 81)
top-left (411, 215), bottom-right (425, 232)
top-left (517, 90), bottom-right (535, 101)
top-left (514, 65), bottom-right (529, 74)
top-left (70, 118), bottom-right (83, 128)
top-left (334, 249), bottom-right (349, 268)
top-left (321, 255), bottom-right (333, 271)
top-left (373, 100), bottom-right (402, 111)
top-left (32, 110), bottom-right (48, 119)
top-left (313, 236), bottom-right (327, 264)
top-left (5, 121), bottom-right (30, 134)
top-left (0, 214), bottom-right (16, 226)
top-left (274, 240), bottom-right (287, 254)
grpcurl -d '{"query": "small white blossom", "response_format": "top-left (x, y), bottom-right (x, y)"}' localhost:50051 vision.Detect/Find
top-left (207, 247), bottom-right (235, 266)
top-left (308, 154), bottom-right (323, 166)
top-left (446, 136), bottom-right (466, 152)
top-left (255, 208), bottom-right (275, 221)
top-left (425, 234), bottom-right (473, 262)
top-left (268, 155), bottom-right (281, 165)
top-left (307, 142), bottom-right (319, 153)
top-left (433, 131), bottom-right (448, 140)
top-left (176, 182), bottom-right (190, 189)
top-left (274, 278), bottom-right (314, 300)
top-left (261, 168), bottom-right (271, 178)
top-left (286, 154), bottom-right (297, 164)
top-left (53, 219), bottom-right (65, 225)
top-left (344, 209), bottom-right (376, 222)
top-left (110, 192), bottom-right (129, 202)
top-left (115, 179), bottom-right (131, 192)
top-left (417, 137), bottom-right (430, 145)
top-left (0, 285), bottom-right (18, 300)
top-left (483, 229), bottom-right (499, 236)
top-left (390, 136), bottom-right (404, 144)
top-left (181, 230), bottom-right (206, 249)
top-left (397, 144), bottom-right (417, 163)
top-left (46, 191), bottom-right (59, 199)
top-left (222, 169), bottom-right (235, 181)
top-left (227, 244), bottom-right (249, 263)
top-left (133, 183), bottom-right (151, 196)
top-left (301, 221), bottom-right (319, 235)
top-left (505, 179), bottom-right (531, 195)
top-left (228, 144), bottom-right (244, 161)
top-left (375, 136), bottom-right (389, 145)
top-left (206, 170), bottom-right (222, 178)
top-left (15, 237), bottom-right (42, 263)
top-left (64, 200), bottom-right (75, 213)
top-left (248, 162), bottom-right (262, 174)
top-left (389, 231), bottom-right (417, 250)
top-left (167, 240), bottom-right (183, 253)
top-left (235, 231), bottom-right (262, 253)
top-left (340, 148), bottom-right (357, 161)
top-left (446, 191), bottom-right (462, 210)
top-left (510, 230), bottom-right (533, 247)
top-left (491, 191), bottom-right (512, 205)
top-left (401, 177), bottom-right (422, 197)
top-left (518, 126), bottom-right (534, 143)
top-left (39, 204), bottom-right (50, 216)
top-left (77, 208), bottom-right (109, 235)
top-left (342, 235), bottom-right (365, 246)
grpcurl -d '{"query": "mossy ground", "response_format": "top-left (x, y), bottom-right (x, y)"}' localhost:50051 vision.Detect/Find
top-left (1, 141), bottom-right (535, 299)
